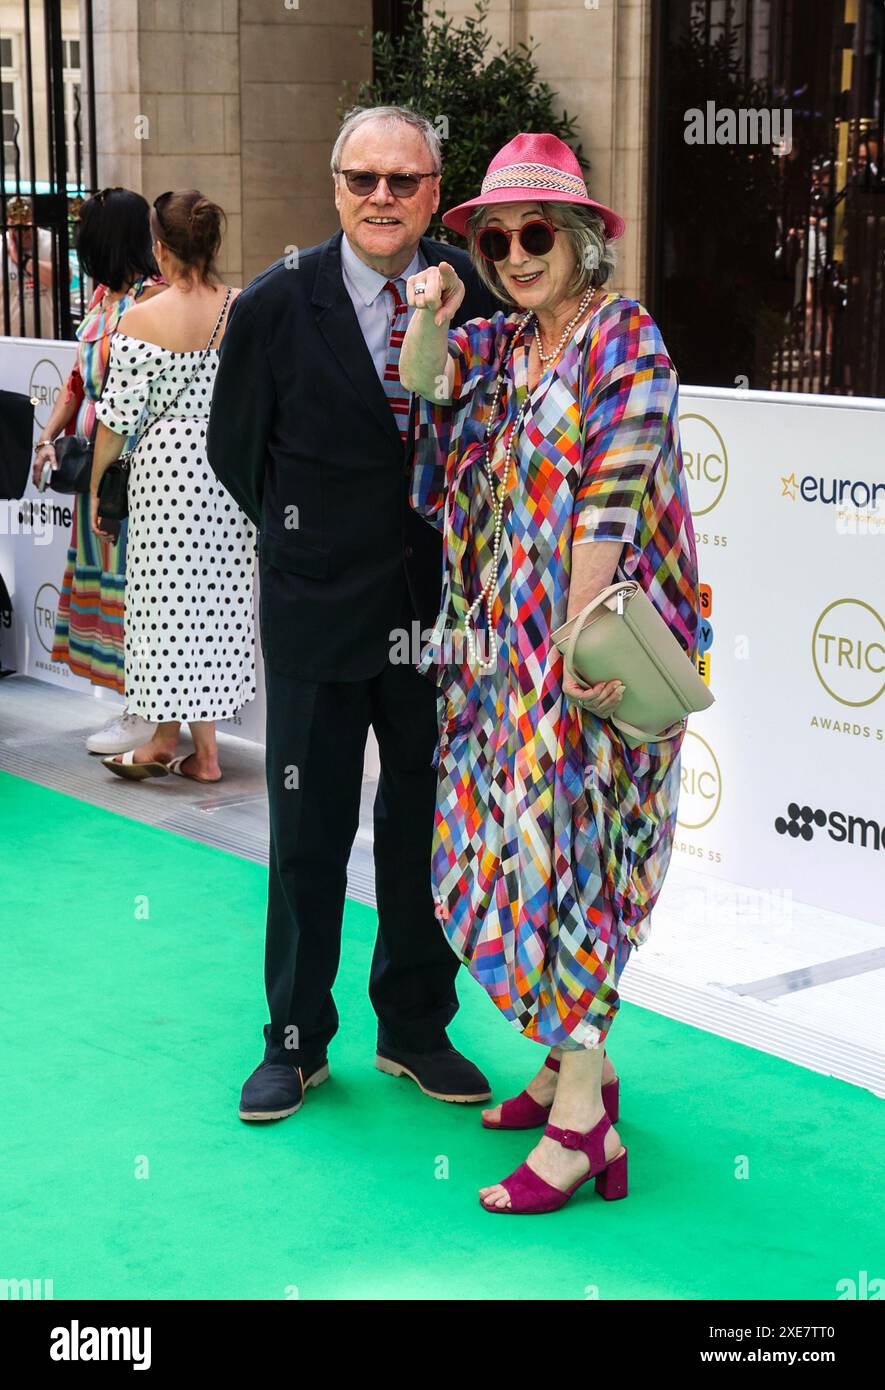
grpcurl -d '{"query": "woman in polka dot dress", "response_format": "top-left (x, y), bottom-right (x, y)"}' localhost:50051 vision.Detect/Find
top-left (93, 190), bottom-right (256, 783)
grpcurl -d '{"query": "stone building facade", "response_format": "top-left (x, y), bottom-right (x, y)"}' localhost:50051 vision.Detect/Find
top-left (89, 0), bottom-right (651, 296)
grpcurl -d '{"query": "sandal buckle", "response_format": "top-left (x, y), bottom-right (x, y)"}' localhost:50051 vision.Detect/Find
top-left (557, 1129), bottom-right (581, 1151)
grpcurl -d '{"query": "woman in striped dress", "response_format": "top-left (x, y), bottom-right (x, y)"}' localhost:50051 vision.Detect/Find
top-left (32, 189), bottom-right (164, 751)
top-left (399, 135), bottom-right (701, 1214)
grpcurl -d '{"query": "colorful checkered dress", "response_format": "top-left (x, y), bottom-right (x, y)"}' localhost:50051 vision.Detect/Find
top-left (410, 293), bottom-right (701, 1049)
top-left (51, 277), bottom-right (161, 692)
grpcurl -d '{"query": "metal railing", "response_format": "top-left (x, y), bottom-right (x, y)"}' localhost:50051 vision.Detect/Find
top-left (0, 0), bottom-right (96, 340)
top-left (770, 168), bottom-right (885, 397)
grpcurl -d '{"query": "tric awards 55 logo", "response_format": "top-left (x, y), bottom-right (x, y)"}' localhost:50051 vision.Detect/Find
top-left (28, 358), bottom-right (64, 432)
top-left (34, 582), bottom-right (61, 655)
top-left (679, 414), bottom-right (728, 516)
top-left (677, 730), bottom-right (722, 830)
top-left (812, 599), bottom-right (885, 708)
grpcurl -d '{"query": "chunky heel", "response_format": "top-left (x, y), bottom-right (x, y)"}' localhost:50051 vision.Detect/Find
top-left (595, 1147), bottom-right (628, 1200)
top-left (602, 1076), bottom-right (619, 1123)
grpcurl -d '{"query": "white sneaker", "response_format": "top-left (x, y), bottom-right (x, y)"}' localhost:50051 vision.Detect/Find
top-left (86, 708), bottom-right (158, 755)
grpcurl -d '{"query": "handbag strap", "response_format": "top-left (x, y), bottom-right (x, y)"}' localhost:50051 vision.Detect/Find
top-left (122, 286), bottom-right (232, 451)
top-left (612, 713), bottom-right (686, 743)
top-left (561, 579), bottom-right (635, 682)
top-left (561, 555), bottom-right (635, 678)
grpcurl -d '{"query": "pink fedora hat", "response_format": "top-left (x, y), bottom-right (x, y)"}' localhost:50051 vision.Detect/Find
top-left (441, 132), bottom-right (625, 241)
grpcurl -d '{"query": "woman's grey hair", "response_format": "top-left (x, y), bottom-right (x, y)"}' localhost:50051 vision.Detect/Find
top-left (467, 201), bottom-right (616, 307)
top-left (331, 106), bottom-right (443, 175)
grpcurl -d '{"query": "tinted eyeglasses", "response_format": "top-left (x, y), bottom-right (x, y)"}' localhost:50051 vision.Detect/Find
top-left (476, 219), bottom-right (558, 263)
top-left (338, 170), bottom-right (437, 199)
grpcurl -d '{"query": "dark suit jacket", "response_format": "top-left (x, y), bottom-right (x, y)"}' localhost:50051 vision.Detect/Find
top-left (206, 229), bottom-right (497, 681)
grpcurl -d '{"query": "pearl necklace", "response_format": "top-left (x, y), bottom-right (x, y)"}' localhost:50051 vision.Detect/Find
top-left (533, 285), bottom-right (597, 365)
top-left (463, 311), bottom-right (533, 672)
top-left (463, 290), bottom-right (600, 673)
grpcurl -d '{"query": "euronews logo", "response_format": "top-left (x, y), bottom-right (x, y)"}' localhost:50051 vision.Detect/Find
top-left (781, 471), bottom-right (885, 509)
top-left (775, 801), bottom-right (885, 853)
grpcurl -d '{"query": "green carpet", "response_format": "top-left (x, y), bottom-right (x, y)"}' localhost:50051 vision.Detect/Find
top-left (1, 768), bottom-right (882, 1301)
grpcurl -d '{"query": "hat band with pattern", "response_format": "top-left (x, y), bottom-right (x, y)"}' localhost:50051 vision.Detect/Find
top-left (480, 162), bottom-right (589, 199)
top-left (441, 132), bottom-right (625, 240)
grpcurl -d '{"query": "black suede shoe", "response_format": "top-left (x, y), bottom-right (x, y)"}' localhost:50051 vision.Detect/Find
top-left (375, 1041), bottom-right (491, 1103)
top-left (238, 1057), bottom-right (329, 1121)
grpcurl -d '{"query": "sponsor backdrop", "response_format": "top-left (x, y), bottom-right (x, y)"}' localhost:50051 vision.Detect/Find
top-left (678, 386), bottom-right (884, 928)
top-left (2, 339), bottom-right (882, 922)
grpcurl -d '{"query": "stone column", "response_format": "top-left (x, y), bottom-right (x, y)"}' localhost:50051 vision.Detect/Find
top-left (86, 0), bottom-right (242, 281)
top-left (238, 0), bottom-right (372, 284)
top-left (85, 0), bottom-right (374, 286)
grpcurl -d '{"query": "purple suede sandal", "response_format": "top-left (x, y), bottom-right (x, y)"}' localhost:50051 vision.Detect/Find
top-left (482, 1054), bottom-right (620, 1129)
top-left (480, 1111), bottom-right (628, 1215)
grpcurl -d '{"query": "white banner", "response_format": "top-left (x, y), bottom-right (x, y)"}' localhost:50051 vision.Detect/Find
top-left (677, 384), bottom-right (885, 928)
top-left (0, 336), bottom-right (79, 688)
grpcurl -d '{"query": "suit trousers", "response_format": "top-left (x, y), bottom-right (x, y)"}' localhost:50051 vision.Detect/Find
top-left (261, 590), bottom-right (459, 1068)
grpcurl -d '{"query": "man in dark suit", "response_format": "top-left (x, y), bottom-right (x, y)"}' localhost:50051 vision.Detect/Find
top-left (207, 106), bottom-right (498, 1121)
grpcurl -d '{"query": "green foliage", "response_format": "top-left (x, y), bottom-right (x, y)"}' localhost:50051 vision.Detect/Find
top-left (344, 0), bottom-right (588, 242)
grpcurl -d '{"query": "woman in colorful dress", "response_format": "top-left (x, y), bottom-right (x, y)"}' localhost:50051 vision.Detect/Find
top-left (31, 188), bottom-right (165, 754)
top-left (399, 134), bottom-right (701, 1215)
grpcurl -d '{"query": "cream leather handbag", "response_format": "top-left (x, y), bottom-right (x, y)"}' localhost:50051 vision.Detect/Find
top-left (551, 577), bottom-right (714, 748)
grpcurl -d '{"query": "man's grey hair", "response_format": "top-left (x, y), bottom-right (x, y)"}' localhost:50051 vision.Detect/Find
top-left (467, 201), bottom-right (617, 307)
top-left (331, 106), bottom-right (443, 175)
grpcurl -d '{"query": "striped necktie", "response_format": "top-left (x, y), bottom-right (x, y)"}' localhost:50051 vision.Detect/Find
top-left (382, 278), bottom-right (411, 440)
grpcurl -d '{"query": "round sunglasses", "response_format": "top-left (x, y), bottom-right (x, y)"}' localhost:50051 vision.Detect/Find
top-left (339, 169), bottom-right (437, 199)
top-left (476, 219), bottom-right (558, 264)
